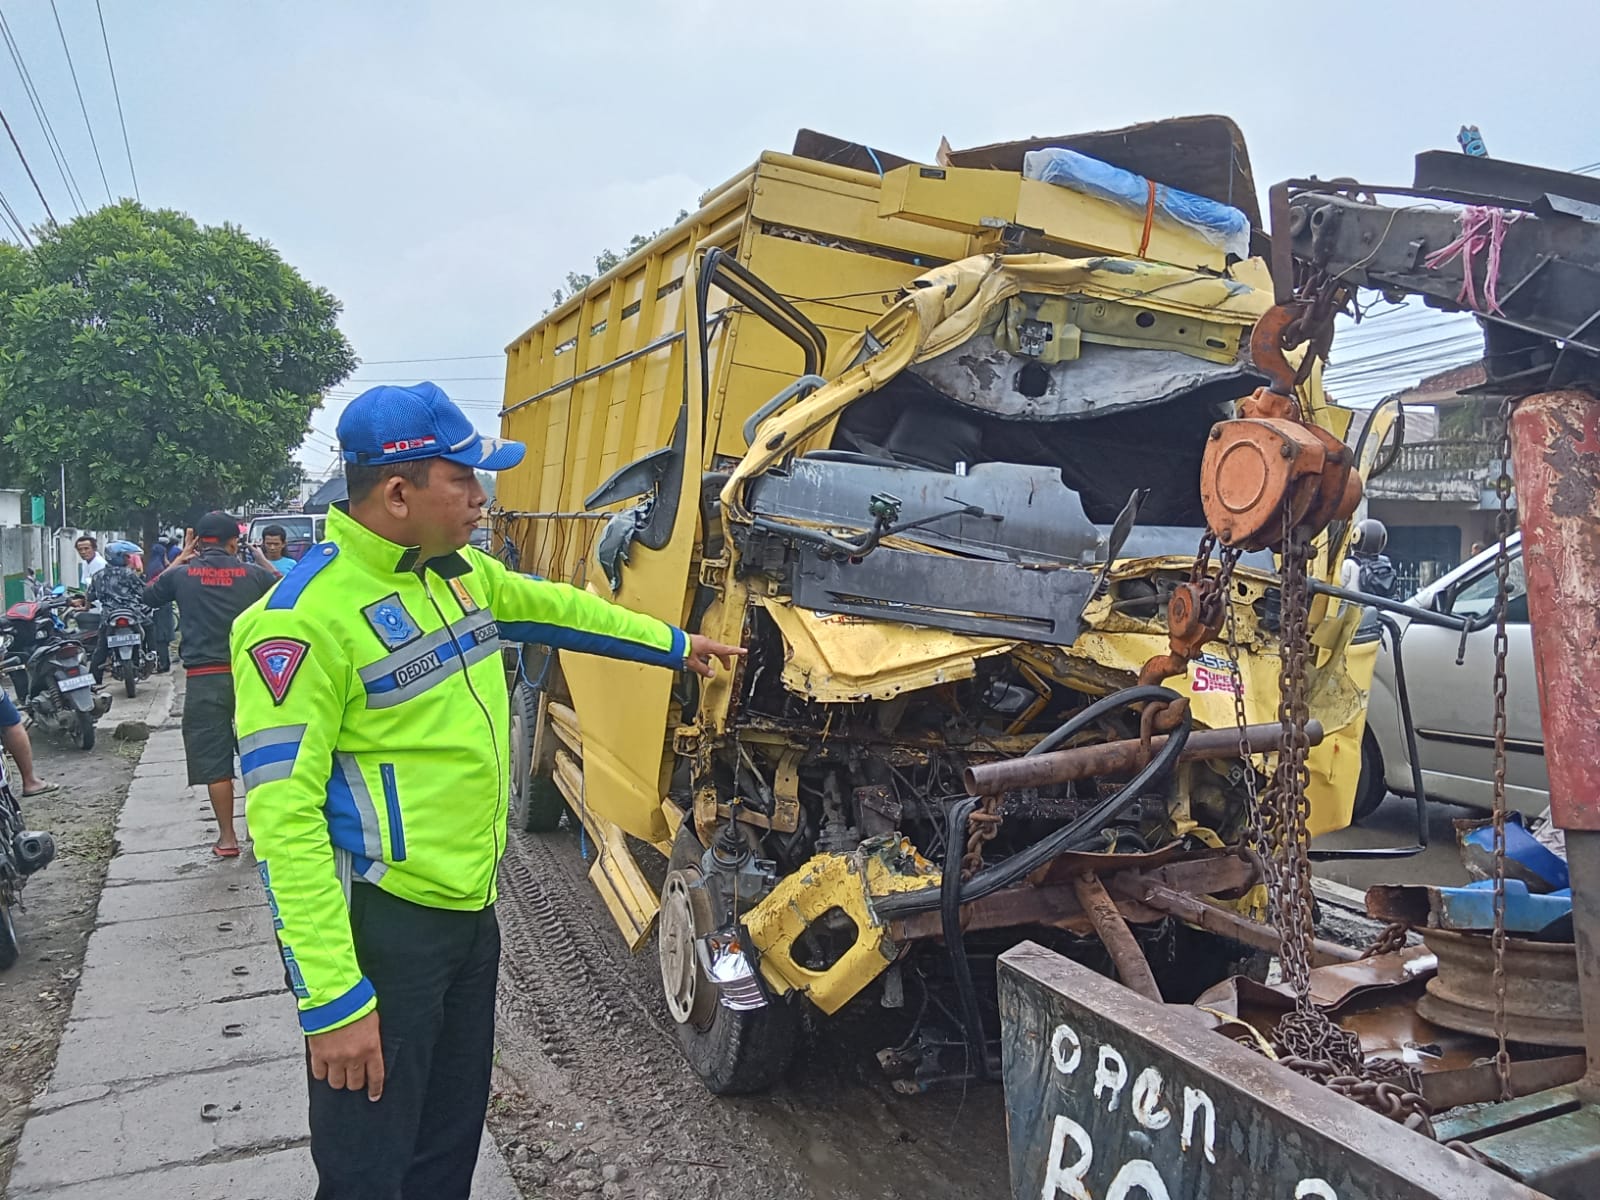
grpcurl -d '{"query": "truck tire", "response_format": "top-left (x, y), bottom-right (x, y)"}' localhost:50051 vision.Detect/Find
top-left (508, 682), bottom-right (565, 833)
top-left (1351, 730), bottom-right (1387, 825)
top-left (659, 826), bottom-right (798, 1094)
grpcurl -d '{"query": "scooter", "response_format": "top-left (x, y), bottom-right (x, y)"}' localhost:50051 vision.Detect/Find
top-left (0, 598), bottom-right (112, 751)
top-left (0, 746), bottom-right (55, 969)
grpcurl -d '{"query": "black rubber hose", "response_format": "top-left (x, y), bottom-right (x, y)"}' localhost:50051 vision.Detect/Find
top-left (1379, 610), bottom-right (1430, 847)
top-left (960, 698), bottom-right (1191, 906)
top-left (1025, 684), bottom-right (1182, 759)
top-left (879, 686), bottom-right (1191, 919)
top-left (930, 685), bottom-right (1191, 1080)
top-left (941, 797), bottom-right (989, 1080)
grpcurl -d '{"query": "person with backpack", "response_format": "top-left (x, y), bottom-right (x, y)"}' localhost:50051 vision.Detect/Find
top-left (1343, 518), bottom-right (1398, 599)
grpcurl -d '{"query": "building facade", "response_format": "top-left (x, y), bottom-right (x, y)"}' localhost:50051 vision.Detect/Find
top-left (1345, 360), bottom-right (1514, 596)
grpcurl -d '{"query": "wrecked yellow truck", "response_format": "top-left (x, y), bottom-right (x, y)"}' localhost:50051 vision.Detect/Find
top-left (493, 118), bottom-right (1382, 1093)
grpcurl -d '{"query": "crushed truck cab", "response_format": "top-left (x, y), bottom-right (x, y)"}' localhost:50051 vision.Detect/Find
top-left (494, 117), bottom-right (1380, 1095)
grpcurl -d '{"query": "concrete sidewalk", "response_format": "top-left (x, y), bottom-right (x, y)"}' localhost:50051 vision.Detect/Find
top-left (8, 676), bottom-right (518, 1199)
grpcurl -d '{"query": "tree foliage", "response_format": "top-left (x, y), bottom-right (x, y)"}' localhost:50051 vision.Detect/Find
top-left (0, 202), bottom-right (354, 538)
top-left (548, 210), bottom-right (690, 309)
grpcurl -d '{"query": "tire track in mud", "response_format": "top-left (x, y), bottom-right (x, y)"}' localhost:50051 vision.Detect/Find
top-left (492, 824), bottom-right (1011, 1200)
top-left (496, 832), bottom-right (677, 1074)
top-left (495, 826), bottom-right (806, 1200)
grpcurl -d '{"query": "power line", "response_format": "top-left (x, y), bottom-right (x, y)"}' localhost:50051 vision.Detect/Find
top-left (47, 0), bottom-right (111, 203)
top-left (346, 375), bottom-right (503, 383)
top-left (0, 5), bottom-right (86, 215)
top-left (92, 0), bottom-right (136, 201)
top-left (357, 353), bottom-right (502, 365)
top-left (0, 104), bottom-right (55, 224)
top-left (0, 185), bottom-right (33, 247)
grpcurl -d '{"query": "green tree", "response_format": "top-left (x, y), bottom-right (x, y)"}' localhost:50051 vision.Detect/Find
top-left (0, 202), bottom-right (355, 543)
top-left (548, 210), bottom-right (690, 309)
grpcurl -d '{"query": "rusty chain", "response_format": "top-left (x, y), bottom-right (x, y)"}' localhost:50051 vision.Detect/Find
top-left (1490, 392), bottom-right (1515, 1102)
top-left (1197, 291), bottom-right (1516, 1152)
top-left (961, 794), bottom-right (1003, 880)
top-left (1207, 416), bottom-right (1463, 1134)
top-left (1219, 546), bottom-right (1264, 844)
top-left (1360, 921), bottom-right (1412, 959)
top-left (1259, 503), bottom-right (1364, 1072)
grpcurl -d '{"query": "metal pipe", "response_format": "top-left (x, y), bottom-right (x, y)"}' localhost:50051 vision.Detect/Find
top-left (1509, 389), bottom-right (1600, 1085)
top-left (1135, 880), bottom-right (1362, 967)
top-left (1073, 871), bottom-right (1163, 1001)
top-left (962, 719), bottom-right (1323, 795)
top-left (1306, 578), bottom-right (1495, 634)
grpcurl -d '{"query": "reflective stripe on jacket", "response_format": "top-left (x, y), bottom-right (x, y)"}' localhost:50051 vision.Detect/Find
top-left (231, 505), bottom-right (687, 1034)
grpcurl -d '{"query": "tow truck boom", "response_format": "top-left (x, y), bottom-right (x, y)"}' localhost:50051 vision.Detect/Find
top-left (1002, 150), bottom-right (1600, 1198)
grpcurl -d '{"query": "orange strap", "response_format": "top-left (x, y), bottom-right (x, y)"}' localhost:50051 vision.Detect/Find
top-left (1137, 178), bottom-right (1157, 258)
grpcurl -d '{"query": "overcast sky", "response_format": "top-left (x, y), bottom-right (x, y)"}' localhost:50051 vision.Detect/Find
top-left (1, 0), bottom-right (1592, 475)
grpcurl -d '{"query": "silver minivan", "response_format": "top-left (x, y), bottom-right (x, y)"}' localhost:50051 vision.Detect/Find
top-left (1356, 532), bottom-right (1547, 820)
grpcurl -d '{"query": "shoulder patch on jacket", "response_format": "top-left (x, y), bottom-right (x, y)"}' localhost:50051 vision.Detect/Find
top-left (250, 637), bottom-right (310, 704)
top-left (361, 593), bottom-right (420, 648)
top-left (266, 543), bottom-right (339, 610)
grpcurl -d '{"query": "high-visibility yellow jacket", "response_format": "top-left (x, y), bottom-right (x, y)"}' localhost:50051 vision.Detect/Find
top-left (231, 505), bottom-right (687, 1035)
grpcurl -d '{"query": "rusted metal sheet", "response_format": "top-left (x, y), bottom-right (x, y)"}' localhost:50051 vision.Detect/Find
top-left (1421, 1054), bottom-right (1586, 1112)
top-left (998, 941), bottom-right (1545, 1200)
top-left (1368, 881), bottom-right (1573, 936)
top-left (962, 719), bottom-right (1322, 794)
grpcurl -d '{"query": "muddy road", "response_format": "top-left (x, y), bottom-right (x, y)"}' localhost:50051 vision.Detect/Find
top-left (488, 823), bottom-right (1012, 1200)
top-left (0, 710), bottom-right (148, 1186)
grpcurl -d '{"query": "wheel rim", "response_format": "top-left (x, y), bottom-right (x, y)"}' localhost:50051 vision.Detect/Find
top-left (659, 868), bottom-right (716, 1028)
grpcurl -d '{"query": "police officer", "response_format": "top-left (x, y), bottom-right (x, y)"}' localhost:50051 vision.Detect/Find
top-left (231, 382), bottom-right (742, 1199)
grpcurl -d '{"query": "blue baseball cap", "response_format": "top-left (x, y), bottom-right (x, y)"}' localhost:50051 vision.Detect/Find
top-left (337, 381), bottom-right (525, 471)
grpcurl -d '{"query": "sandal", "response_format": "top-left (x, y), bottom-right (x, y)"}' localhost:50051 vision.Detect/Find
top-left (22, 782), bottom-right (59, 797)
top-left (212, 843), bottom-right (242, 859)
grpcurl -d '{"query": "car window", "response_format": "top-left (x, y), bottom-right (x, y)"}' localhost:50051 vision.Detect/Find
top-left (1449, 553), bottom-right (1528, 621)
top-left (250, 517), bottom-right (316, 543)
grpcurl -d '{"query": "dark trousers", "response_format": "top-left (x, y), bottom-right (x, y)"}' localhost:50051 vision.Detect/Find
top-left (308, 882), bottom-right (500, 1200)
top-left (151, 603), bottom-right (174, 670)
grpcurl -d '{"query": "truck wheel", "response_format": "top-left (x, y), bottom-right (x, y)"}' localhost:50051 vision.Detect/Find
top-left (508, 682), bottom-right (565, 833)
top-left (75, 711), bottom-right (95, 752)
top-left (0, 901), bottom-right (18, 970)
top-left (1351, 730), bottom-right (1387, 824)
top-left (658, 827), bottom-right (797, 1094)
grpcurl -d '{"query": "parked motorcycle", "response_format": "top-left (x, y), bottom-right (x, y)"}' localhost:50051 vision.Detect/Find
top-left (95, 606), bottom-right (155, 699)
top-left (0, 746), bottom-right (55, 969)
top-left (0, 598), bottom-right (112, 750)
